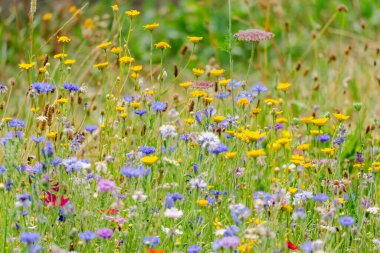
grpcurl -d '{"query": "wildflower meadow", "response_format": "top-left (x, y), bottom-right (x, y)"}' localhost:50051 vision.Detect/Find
top-left (1, 0), bottom-right (380, 252)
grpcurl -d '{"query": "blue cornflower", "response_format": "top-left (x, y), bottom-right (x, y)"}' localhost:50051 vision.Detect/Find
top-left (120, 166), bottom-right (147, 178)
top-left (214, 91), bottom-right (230, 99)
top-left (134, 109), bottom-right (147, 116)
top-left (179, 134), bottom-right (190, 141)
top-left (143, 236), bottom-right (160, 248)
top-left (204, 106), bottom-right (216, 118)
top-left (211, 143), bottom-right (228, 154)
top-left (150, 101), bottom-right (167, 112)
top-left (333, 137), bottom-right (345, 145)
top-left (316, 134), bottom-right (330, 143)
top-left (188, 245), bottom-right (202, 253)
top-left (31, 135), bottom-right (45, 144)
top-left (20, 232), bottom-right (40, 244)
top-left (301, 241), bottom-right (314, 253)
top-left (223, 225), bottom-right (239, 237)
top-left (140, 146), bottom-right (156, 155)
top-left (63, 82), bottom-right (79, 92)
top-left (338, 216), bottom-right (355, 226)
top-left (0, 164), bottom-right (6, 176)
top-left (251, 84), bottom-right (268, 95)
top-left (79, 231), bottom-right (96, 242)
top-left (85, 125), bottom-right (97, 133)
top-left (313, 193), bottom-right (329, 202)
top-left (8, 119), bottom-right (25, 128)
top-left (27, 245), bottom-right (43, 253)
top-left (227, 79), bottom-right (243, 89)
top-left (32, 82), bottom-right (55, 93)
top-left (230, 204), bottom-right (250, 224)
top-left (41, 141), bottom-right (54, 156)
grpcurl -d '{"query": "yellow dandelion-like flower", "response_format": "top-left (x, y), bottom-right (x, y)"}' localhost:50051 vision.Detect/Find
top-left (250, 108), bottom-right (261, 115)
top-left (333, 113), bottom-right (350, 121)
top-left (184, 118), bottom-right (196, 124)
top-left (321, 148), bottom-right (335, 155)
top-left (53, 53), bottom-right (68, 59)
top-left (64, 59), bottom-right (76, 65)
top-left (93, 62), bottom-right (109, 69)
top-left (97, 41), bottom-right (112, 49)
top-left (288, 187), bottom-right (298, 195)
top-left (38, 66), bottom-right (47, 73)
top-left (225, 152), bottom-right (237, 159)
top-left (192, 68), bottom-right (204, 76)
top-left (191, 90), bottom-right (207, 98)
top-left (244, 130), bottom-right (266, 142)
top-left (210, 69), bottom-right (225, 76)
top-left (219, 79), bottom-right (230, 86)
top-left (277, 82), bottom-right (291, 91)
top-left (130, 65), bottom-right (143, 72)
top-left (237, 97), bottom-right (250, 106)
top-left (111, 47), bottom-right (122, 54)
top-left (120, 113), bottom-right (128, 118)
top-left (116, 106), bottom-right (127, 112)
top-left (69, 5), bottom-right (77, 13)
top-left (179, 81), bottom-right (192, 89)
top-left (296, 143), bottom-right (310, 151)
top-left (19, 62), bottom-right (36, 70)
top-left (55, 98), bottom-right (68, 104)
top-left (246, 149), bottom-right (266, 158)
top-left (57, 36), bottom-right (71, 43)
top-left (111, 5), bottom-right (119, 11)
top-left (125, 10), bottom-right (140, 17)
top-left (144, 89), bottom-right (154, 95)
top-left (130, 101), bottom-right (142, 108)
top-left (276, 117), bottom-right (288, 123)
top-left (310, 129), bottom-right (323, 135)
top-left (188, 36), bottom-right (203, 43)
top-left (276, 138), bottom-right (292, 145)
top-left (197, 199), bottom-right (208, 207)
top-left (140, 155), bottom-right (158, 165)
top-left (144, 23), bottom-right (160, 31)
top-left (84, 19), bottom-right (94, 30)
top-left (42, 12), bottom-right (52, 22)
top-left (312, 117), bottom-right (329, 126)
top-left (300, 116), bottom-right (314, 123)
top-left (119, 56), bottom-right (135, 64)
top-left (263, 98), bottom-right (280, 105)
top-left (212, 115), bottom-right (225, 123)
top-left (203, 97), bottom-right (213, 103)
top-left (46, 132), bottom-right (57, 138)
top-left (130, 72), bottom-right (139, 79)
top-left (2, 117), bottom-right (12, 122)
top-left (155, 42), bottom-right (171, 49)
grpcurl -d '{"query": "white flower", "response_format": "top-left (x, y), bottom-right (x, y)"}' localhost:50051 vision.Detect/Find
top-left (197, 131), bottom-right (220, 151)
top-left (161, 226), bottom-right (183, 236)
top-left (164, 207), bottom-right (183, 219)
top-left (159, 125), bottom-right (177, 139)
top-left (189, 177), bottom-right (207, 189)
top-left (132, 190), bottom-right (148, 202)
top-left (366, 206), bottom-right (380, 214)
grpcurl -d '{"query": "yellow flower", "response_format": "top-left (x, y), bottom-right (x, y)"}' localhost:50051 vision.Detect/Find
top-left (42, 12), bottom-right (52, 22)
top-left (46, 132), bottom-right (57, 138)
top-left (144, 89), bottom-right (154, 95)
top-left (38, 66), bottom-right (47, 73)
top-left (277, 82), bottom-right (291, 91)
top-left (204, 97), bottom-right (213, 103)
top-left (237, 98), bottom-right (250, 106)
top-left (333, 113), bottom-right (350, 121)
top-left (57, 36), bottom-right (71, 43)
top-left (281, 204), bottom-right (293, 212)
top-left (144, 23), bottom-right (160, 31)
top-left (130, 101), bottom-right (142, 108)
top-left (225, 152), bottom-right (237, 159)
top-left (84, 19), bottom-right (94, 30)
top-left (62, 59), bottom-right (75, 66)
top-left (30, 107), bottom-right (39, 113)
top-left (140, 155), bottom-right (158, 165)
top-left (53, 53), bottom-right (68, 59)
top-left (219, 79), bottom-right (230, 86)
top-left (213, 218), bottom-right (223, 229)
top-left (97, 41), bottom-right (112, 49)
top-left (312, 117), bottom-right (329, 126)
top-left (310, 129), bottom-right (323, 135)
top-left (276, 138), bottom-right (292, 145)
top-left (321, 148), bottom-right (334, 155)
top-left (111, 47), bottom-right (122, 54)
top-left (116, 106), bottom-right (127, 112)
top-left (244, 130), bottom-right (265, 142)
top-left (130, 72), bottom-right (139, 79)
top-left (250, 108), bottom-right (261, 115)
top-left (276, 117), bottom-right (288, 123)
top-left (179, 81), bottom-right (192, 89)
top-left (191, 90), bottom-right (207, 98)
top-left (296, 143), bottom-right (310, 151)
top-left (288, 187), bottom-right (298, 194)
top-left (263, 98), bottom-right (280, 105)
top-left (188, 36), bottom-right (203, 43)
top-left (2, 117), bottom-right (12, 122)
top-left (120, 113), bottom-right (128, 118)
top-left (93, 62), bottom-right (109, 69)
top-left (155, 42), bottom-right (171, 49)
top-left (55, 98), bottom-right (68, 104)
top-left (119, 56), bottom-right (135, 64)
top-left (246, 149), bottom-right (266, 158)
top-left (125, 10), bottom-right (140, 17)
top-left (212, 115), bottom-right (225, 123)
top-left (197, 199), bottom-right (208, 207)
top-left (69, 5), bottom-right (77, 13)
top-left (210, 69), bottom-right (225, 76)
top-left (130, 65), bottom-right (143, 72)
top-left (111, 5), bottom-right (119, 11)
top-left (19, 62), bottom-right (36, 70)
top-left (185, 118), bottom-right (195, 124)
top-left (300, 116), bottom-right (314, 123)
top-left (192, 68), bottom-right (204, 76)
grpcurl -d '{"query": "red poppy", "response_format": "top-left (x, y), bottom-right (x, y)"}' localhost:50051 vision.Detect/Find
top-left (100, 209), bottom-right (120, 214)
top-left (287, 241), bottom-right (299, 250)
top-left (148, 249), bottom-right (164, 253)
top-left (43, 191), bottom-right (70, 207)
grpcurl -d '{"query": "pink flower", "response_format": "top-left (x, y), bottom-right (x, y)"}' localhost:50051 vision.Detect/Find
top-left (97, 179), bottom-right (116, 192)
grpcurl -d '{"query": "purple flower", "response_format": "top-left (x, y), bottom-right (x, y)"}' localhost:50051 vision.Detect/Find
top-left (8, 119), bottom-right (25, 128)
top-left (333, 137), bottom-right (345, 145)
top-left (135, 109), bottom-right (147, 116)
top-left (230, 204), bottom-right (250, 223)
top-left (188, 245), bottom-right (202, 253)
top-left (313, 193), bottom-right (329, 202)
top-left (151, 101), bottom-right (167, 112)
top-left (316, 134), bottom-right (330, 143)
top-left (121, 166), bottom-right (148, 178)
top-left (79, 231), bottom-right (96, 242)
top-left (143, 236), bottom-right (160, 248)
top-left (204, 106), bottom-right (216, 118)
top-left (211, 143), bottom-right (228, 154)
top-left (32, 82), bottom-right (54, 93)
top-left (27, 245), bottom-right (43, 253)
top-left (223, 225), bottom-right (239, 237)
top-left (251, 84), bottom-right (268, 95)
top-left (140, 146), bottom-right (156, 155)
top-left (31, 135), bottom-right (45, 144)
top-left (63, 82), bottom-right (79, 92)
top-left (213, 236), bottom-right (240, 249)
top-left (20, 232), bottom-right (40, 244)
top-left (301, 241), bottom-right (314, 253)
top-left (0, 164), bottom-right (5, 176)
top-left (338, 216), bottom-right (355, 226)
top-left (85, 125), bottom-right (97, 133)
top-left (227, 80), bottom-right (243, 89)
top-left (96, 228), bottom-right (113, 239)
top-left (97, 179), bottom-right (116, 192)
top-left (355, 152), bottom-right (365, 163)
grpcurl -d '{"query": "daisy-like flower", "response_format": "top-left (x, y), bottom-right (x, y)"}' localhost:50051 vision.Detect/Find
top-left (119, 56), bottom-right (135, 64)
top-left (57, 35), bottom-right (71, 43)
top-left (155, 42), bottom-right (171, 49)
top-left (144, 23), bottom-right (160, 31)
top-left (210, 69), bottom-right (225, 76)
top-left (19, 62), bottom-right (36, 70)
top-left (246, 149), bottom-right (266, 158)
top-left (96, 41), bottom-right (112, 49)
top-left (125, 10), bottom-right (140, 17)
top-left (188, 36), bottom-right (203, 43)
top-left (140, 156), bottom-right (158, 165)
top-left (164, 207), bottom-right (183, 219)
top-left (333, 113), bottom-right (350, 121)
top-left (277, 82), bottom-right (291, 91)
top-left (93, 62), bottom-right (109, 69)
top-left (192, 68), bottom-right (204, 76)
top-left (64, 59), bottom-right (76, 65)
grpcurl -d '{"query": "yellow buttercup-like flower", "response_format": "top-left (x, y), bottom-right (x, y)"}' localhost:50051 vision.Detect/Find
top-left (312, 117), bottom-right (329, 126)
top-left (219, 79), bottom-right (231, 86)
top-left (64, 59), bottom-right (76, 65)
top-left (155, 42), bottom-right (171, 49)
top-left (212, 115), bottom-right (225, 123)
top-left (93, 62), bottom-right (109, 69)
top-left (111, 46), bottom-right (122, 54)
top-left (144, 23), bottom-right (160, 31)
top-left (53, 53), bottom-right (68, 59)
top-left (119, 56), bottom-right (135, 64)
top-left (57, 36), bottom-right (71, 43)
top-left (130, 65), bottom-right (143, 72)
top-left (179, 81), bottom-right (192, 89)
top-left (300, 116), bottom-right (314, 123)
top-left (19, 62), bottom-right (36, 70)
top-left (188, 36), bottom-right (203, 43)
top-left (210, 69), bottom-right (225, 76)
top-left (192, 68), bottom-right (204, 76)
top-left (197, 199), bottom-right (208, 207)
top-left (246, 149), bottom-right (266, 158)
top-left (125, 10), bottom-right (140, 17)
top-left (225, 152), bottom-right (237, 159)
top-left (277, 82), bottom-right (291, 91)
top-left (140, 155), bottom-right (158, 165)
top-left (96, 41), bottom-right (112, 49)
top-left (333, 113), bottom-right (350, 121)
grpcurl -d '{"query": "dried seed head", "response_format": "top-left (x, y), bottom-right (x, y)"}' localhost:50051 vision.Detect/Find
top-left (181, 45), bottom-right (188, 55)
top-left (337, 4), bottom-right (348, 12)
top-left (234, 29), bottom-right (274, 42)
